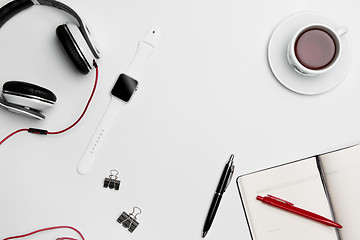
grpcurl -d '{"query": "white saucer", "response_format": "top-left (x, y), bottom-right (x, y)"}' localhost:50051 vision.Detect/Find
top-left (268, 12), bottom-right (351, 95)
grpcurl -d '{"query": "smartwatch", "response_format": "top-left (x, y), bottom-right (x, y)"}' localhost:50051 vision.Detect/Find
top-left (77, 27), bottom-right (159, 175)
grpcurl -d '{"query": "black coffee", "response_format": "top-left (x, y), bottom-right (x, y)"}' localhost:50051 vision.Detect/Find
top-left (295, 28), bottom-right (336, 70)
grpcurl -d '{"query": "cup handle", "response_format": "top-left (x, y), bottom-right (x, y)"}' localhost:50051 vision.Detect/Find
top-left (337, 26), bottom-right (348, 37)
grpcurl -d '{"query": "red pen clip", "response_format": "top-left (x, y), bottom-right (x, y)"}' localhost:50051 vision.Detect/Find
top-left (266, 194), bottom-right (294, 205)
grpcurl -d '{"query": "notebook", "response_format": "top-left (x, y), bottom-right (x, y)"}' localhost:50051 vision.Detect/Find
top-left (237, 144), bottom-right (360, 240)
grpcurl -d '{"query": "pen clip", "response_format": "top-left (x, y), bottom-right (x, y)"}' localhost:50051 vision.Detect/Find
top-left (224, 165), bottom-right (235, 192)
top-left (267, 194), bottom-right (294, 205)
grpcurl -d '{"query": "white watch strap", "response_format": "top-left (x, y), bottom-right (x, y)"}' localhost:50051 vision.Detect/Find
top-left (77, 97), bottom-right (124, 174)
top-left (77, 27), bottom-right (159, 175)
top-left (125, 28), bottom-right (159, 79)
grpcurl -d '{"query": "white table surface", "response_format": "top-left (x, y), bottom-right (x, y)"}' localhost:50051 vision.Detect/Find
top-left (1, 0), bottom-right (360, 239)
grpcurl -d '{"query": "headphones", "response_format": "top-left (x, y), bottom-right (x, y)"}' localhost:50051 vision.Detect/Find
top-left (0, 0), bottom-right (100, 120)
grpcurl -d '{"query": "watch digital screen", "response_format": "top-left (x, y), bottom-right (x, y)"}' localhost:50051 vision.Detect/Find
top-left (111, 74), bottom-right (138, 102)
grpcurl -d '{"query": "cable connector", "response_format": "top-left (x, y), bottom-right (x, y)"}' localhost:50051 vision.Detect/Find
top-left (28, 128), bottom-right (48, 135)
top-left (93, 59), bottom-right (98, 68)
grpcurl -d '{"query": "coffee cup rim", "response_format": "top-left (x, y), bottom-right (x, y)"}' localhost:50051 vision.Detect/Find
top-left (288, 23), bottom-right (343, 75)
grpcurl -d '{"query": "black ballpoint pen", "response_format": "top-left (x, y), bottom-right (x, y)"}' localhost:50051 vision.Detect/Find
top-left (202, 154), bottom-right (235, 238)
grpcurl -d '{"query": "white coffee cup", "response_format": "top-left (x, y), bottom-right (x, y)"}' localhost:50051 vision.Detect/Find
top-left (287, 24), bottom-right (348, 76)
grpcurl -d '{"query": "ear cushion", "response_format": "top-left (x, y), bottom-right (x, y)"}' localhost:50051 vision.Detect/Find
top-left (3, 81), bottom-right (57, 102)
top-left (56, 24), bottom-right (90, 75)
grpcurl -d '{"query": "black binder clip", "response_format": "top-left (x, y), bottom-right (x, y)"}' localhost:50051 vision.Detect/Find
top-left (103, 169), bottom-right (120, 190)
top-left (117, 207), bottom-right (142, 232)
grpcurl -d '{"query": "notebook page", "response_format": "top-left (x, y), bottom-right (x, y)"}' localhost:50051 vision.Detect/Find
top-left (237, 157), bottom-right (338, 240)
top-left (318, 144), bottom-right (360, 240)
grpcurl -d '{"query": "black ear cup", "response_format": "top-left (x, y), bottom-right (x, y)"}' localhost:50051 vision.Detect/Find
top-left (56, 24), bottom-right (90, 75)
top-left (3, 81), bottom-right (57, 103)
top-left (0, 81), bottom-right (56, 120)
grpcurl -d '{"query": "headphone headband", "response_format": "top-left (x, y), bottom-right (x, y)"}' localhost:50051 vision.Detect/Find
top-left (0, 0), bottom-right (32, 28)
top-left (0, 0), bottom-right (100, 58)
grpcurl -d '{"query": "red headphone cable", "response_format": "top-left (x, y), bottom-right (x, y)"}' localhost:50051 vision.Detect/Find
top-left (0, 60), bottom-right (98, 146)
top-left (3, 225), bottom-right (85, 240)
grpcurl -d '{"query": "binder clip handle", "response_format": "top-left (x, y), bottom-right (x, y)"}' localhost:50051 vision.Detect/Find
top-left (130, 206), bottom-right (142, 220)
top-left (109, 169), bottom-right (119, 180)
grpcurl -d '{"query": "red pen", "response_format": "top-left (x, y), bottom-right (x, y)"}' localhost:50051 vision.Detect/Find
top-left (256, 194), bottom-right (342, 228)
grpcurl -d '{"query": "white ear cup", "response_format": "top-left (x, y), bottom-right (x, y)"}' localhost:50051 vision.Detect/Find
top-left (0, 97), bottom-right (45, 120)
top-left (65, 23), bottom-right (95, 70)
top-left (0, 81), bottom-right (56, 120)
top-left (2, 92), bottom-right (54, 111)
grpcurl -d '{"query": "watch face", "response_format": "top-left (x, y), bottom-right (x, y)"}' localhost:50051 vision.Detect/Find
top-left (111, 74), bottom-right (138, 102)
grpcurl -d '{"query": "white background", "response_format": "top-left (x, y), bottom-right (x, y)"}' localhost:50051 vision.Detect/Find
top-left (1, 0), bottom-right (360, 239)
